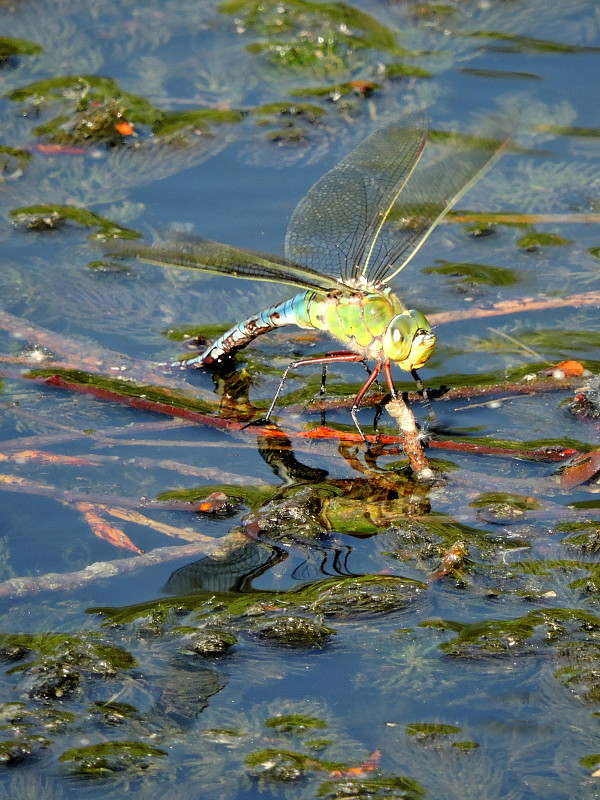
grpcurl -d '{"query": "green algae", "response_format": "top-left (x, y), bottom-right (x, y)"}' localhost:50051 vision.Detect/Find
top-left (0, 36), bottom-right (43, 61)
top-left (59, 740), bottom-right (167, 774)
top-left (517, 230), bottom-right (572, 249)
top-left (10, 204), bottom-right (141, 240)
top-left (405, 722), bottom-right (461, 738)
top-left (460, 30), bottom-right (600, 54)
top-left (423, 260), bottom-right (520, 286)
top-left (27, 368), bottom-right (215, 415)
top-left (265, 714), bottom-right (328, 733)
top-left (422, 608), bottom-right (600, 658)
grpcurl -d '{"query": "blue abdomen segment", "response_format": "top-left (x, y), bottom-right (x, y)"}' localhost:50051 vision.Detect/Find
top-left (173, 291), bottom-right (315, 368)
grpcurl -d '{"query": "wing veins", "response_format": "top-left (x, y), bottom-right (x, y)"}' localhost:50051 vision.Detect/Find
top-left (105, 236), bottom-right (344, 293)
top-left (285, 111), bottom-right (429, 285)
top-left (358, 135), bottom-right (427, 281)
top-left (379, 134), bottom-right (511, 285)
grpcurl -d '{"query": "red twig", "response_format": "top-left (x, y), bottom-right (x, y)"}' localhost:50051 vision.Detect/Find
top-left (30, 372), bottom-right (581, 464)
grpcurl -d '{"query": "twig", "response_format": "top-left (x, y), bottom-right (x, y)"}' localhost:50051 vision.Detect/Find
top-left (429, 438), bottom-right (577, 462)
top-left (486, 327), bottom-right (551, 364)
top-left (0, 310), bottom-right (176, 386)
top-left (429, 291), bottom-right (600, 326)
top-left (448, 211), bottom-right (600, 225)
top-left (308, 374), bottom-right (585, 414)
top-left (452, 393), bottom-right (528, 411)
top-left (0, 411), bottom-right (194, 452)
top-left (0, 540), bottom-right (220, 599)
top-left (0, 473), bottom-right (198, 511)
top-left (386, 397), bottom-right (432, 477)
top-left (26, 372), bottom-right (583, 463)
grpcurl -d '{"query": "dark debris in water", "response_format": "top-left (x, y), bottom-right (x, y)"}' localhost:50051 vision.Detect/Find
top-left (254, 615), bottom-right (336, 647)
top-left (187, 628), bottom-right (238, 656)
top-left (567, 377), bottom-right (600, 421)
top-left (310, 575), bottom-right (427, 617)
top-left (0, 735), bottom-right (50, 766)
top-left (59, 740), bottom-right (167, 775)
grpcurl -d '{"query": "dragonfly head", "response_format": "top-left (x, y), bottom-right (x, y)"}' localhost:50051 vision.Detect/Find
top-left (383, 309), bottom-right (436, 371)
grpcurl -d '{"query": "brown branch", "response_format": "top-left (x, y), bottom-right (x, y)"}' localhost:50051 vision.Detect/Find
top-left (386, 397), bottom-right (432, 477)
top-left (27, 372), bottom-right (582, 464)
top-left (75, 501), bottom-right (144, 553)
top-left (304, 373), bottom-right (586, 416)
top-left (0, 409), bottom-right (193, 453)
top-left (429, 438), bottom-right (577, 462)
top-left (0, 472), bottom-right (197, 511)
top-left (0, 310), bottom-right (176, 386)
top-left (0, 540), bottom-right (220, 599)
top-left (429, 291), bottom-right (600, 325)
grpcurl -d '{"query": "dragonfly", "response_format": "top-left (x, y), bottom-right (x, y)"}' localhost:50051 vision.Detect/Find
top-left (107, 110), bottom-right (508, 439)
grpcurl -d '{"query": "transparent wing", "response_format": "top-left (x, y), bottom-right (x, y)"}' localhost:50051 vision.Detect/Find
top-left (285, 110), bottom-right (428, 286)
top-left (369, 131), bottom-right (510, 286)
top-left (285, 111), bottom-right (509, 288)
top-left (105, 232), bottom-right (344, 293)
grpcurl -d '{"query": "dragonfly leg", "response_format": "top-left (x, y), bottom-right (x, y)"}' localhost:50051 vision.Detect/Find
top-left (319, 354), bottom-right (375, 426)
top-left (383, 360), bottom-right (397, 399)
top-left (263, 352), bottom-right (366, 426)
top-left (410, 368), bottom-right (423, 393)
top-left (319, 365), bottom-right (328, 425)
top-left (264, 361), bottom-right (296, 423)
top-left (355, 359), bottom-right (386, 434)
top-left (320, 364), bottom-right (327, 396)
top-left (373, 402), bottom-right (385, 433)
top-left (319, 353), bottom-right (375, 396)
top-left (351, 361), bottom-right (384, 442)
top-left (370, 360), bottom-right (399, 436)
top-left (411, 368), bottom-right (438, 425)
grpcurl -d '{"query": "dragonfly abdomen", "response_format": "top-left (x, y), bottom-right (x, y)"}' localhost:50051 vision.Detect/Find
top-left (173, 290), bottom-right (317, 368)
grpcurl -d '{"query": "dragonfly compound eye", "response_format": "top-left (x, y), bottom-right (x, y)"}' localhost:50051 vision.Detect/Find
top-left (383, 310), bottom-right (436, 371)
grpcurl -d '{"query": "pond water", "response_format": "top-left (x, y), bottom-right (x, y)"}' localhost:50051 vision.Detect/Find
top-left (0, 0), bottom-right (599, 797)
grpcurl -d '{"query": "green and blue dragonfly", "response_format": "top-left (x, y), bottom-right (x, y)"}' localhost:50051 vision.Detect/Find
top-left (108, 111), bottom-right (507, 438)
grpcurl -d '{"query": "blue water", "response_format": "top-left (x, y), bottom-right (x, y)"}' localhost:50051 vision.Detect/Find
top-left (0, 0), bottom-right (599, 797)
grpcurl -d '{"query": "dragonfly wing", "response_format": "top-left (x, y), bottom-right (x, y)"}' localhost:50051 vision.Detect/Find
top-left (368, 129), bottom-right (511, 287)
top-left (285, 110), bottom-right (428, 286)
top-left (285, 110), bottom-right (510, 289)
top-left (105, 234), bottom-right (343, 293)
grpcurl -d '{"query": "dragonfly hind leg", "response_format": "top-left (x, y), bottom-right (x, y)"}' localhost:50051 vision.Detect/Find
top-left (318, 354), bottom-right (387, 435)
top-left (259, 352), bottom-right (366, 429)
top-left (319, 353), bottom-right (379, 396)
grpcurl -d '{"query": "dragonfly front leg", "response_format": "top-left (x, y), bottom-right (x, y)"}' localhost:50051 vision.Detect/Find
top-left (383, 361), bottom-right (397, 399)
top-left (357, 360), bottom-right (398, 440)
top-left (411, 367), bottom-right (437, 425)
